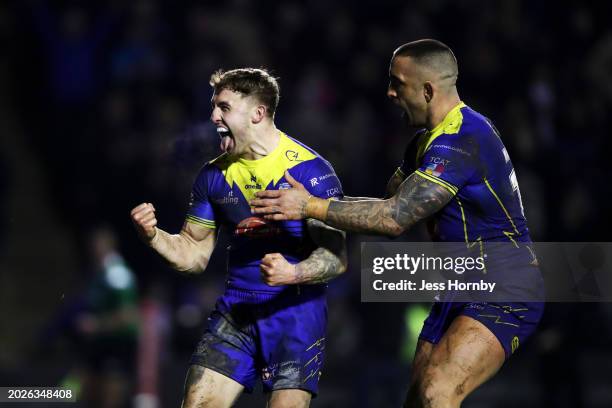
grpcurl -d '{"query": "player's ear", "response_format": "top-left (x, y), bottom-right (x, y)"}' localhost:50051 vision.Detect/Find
top-left (252, 105), bottom-right (267, 124)
top-left (423, 81), bottom-right (434, 103)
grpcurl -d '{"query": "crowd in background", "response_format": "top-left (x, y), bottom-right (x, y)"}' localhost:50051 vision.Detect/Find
top-left (2, 0), bottom-right (612, 406)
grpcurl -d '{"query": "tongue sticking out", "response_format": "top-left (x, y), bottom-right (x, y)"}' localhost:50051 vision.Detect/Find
top-left (220, 135), bottom-right (235, 153)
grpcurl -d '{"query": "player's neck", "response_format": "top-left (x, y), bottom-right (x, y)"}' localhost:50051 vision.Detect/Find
top-left (426, 93), bottom-right (461, 131)
top-left (240, 123), bottom-right (280, 160)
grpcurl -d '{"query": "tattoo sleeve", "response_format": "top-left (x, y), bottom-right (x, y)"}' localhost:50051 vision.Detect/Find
top-left (294, 219), bottom-right (347, 284)
top-left (384, 168), bottom-right (408, 198)
top-left (325, 172), bottom-right (454, 237)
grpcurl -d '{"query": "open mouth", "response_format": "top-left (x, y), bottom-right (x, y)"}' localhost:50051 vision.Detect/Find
top-left (217, 126), bottom-right (235, 153)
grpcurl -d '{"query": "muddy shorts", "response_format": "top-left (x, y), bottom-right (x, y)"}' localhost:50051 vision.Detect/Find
top-left (419, 300), bottom-right (544, 358)
top-left (190, 286), bottom-right (327, 395)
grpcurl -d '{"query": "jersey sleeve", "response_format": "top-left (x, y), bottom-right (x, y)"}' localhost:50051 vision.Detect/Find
top-left (185, 164), bottom-right (217, 229)
top-left (291, 157), bottom-right (344, 200)
top-left (415, 133), bottom-right (479, 195)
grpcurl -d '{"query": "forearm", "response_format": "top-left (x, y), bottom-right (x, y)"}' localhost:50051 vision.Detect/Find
top-left (305, 198), bottom-right (403, 236)
top-left (326, 199), bottom-right (405, 236)
top-left (293, 246), bottom-right (347, 284)
top-left (305, 173), bottom-right (453, 237)
top-left (294, 219), bottom-right (347, 284)
top-left (150, 228), bottom-right (210, 273)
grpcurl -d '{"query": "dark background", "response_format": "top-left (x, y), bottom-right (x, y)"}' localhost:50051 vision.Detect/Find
top-left (1, 0), bottom-right (612, 406)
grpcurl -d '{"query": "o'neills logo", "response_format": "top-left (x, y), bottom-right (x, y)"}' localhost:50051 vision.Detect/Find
top-left (245, 174), bottom-right (262, 189)
top-left (235, 216), bottom-right (280, 238)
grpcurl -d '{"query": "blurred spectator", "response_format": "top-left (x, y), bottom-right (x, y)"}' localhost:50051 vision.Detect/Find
top-left (74, 226), bottom-right (139, 408)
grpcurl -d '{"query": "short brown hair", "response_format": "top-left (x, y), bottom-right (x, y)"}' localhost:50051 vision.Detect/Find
top-left (394, 39), bottom-right (458, 79)
top-left (209, 68), bottom-right (280, 117)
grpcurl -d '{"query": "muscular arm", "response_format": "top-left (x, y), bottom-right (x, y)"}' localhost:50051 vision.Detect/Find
top-left (149, 223), bottom-right (217, 274)
top-left (251, 171), bottom-right (452, 237)
top-left (260, 219), bottom-right (347, 286)
top-left (324, 172), bottom-right (453, 237)
top-left (295, 219), bottom-right (347, 284)
top-left (131, 203), bottom-right (218, 274)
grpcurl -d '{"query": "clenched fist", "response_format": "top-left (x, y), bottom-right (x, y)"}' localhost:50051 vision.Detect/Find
top-left (130, 202), bottom-right (158, 243)
top-left (260, 253), bottom-right (299, 286)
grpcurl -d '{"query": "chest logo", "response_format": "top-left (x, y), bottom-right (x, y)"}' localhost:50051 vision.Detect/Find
top-left (285, 150), bottom-right (303, 162)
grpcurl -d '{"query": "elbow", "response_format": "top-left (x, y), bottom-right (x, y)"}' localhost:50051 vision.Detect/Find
top-left (338, 259), bottom-right (348, 275)
top-left (385, 224), bottom-right (405, 239)
top-left (177, 258), bottom-right (208, 275)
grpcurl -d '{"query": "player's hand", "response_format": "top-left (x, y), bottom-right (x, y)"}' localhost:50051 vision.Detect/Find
top-left (130, 202), bottom-right (158, 244)
top-left (251, 171), bottom-right (310, 221)
top-left (260, 253), bottom-right (299, 286)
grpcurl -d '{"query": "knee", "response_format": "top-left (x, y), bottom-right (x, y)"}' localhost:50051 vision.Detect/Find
top-left (407, 367), bottom-right (465, 408)
top-left (268, 390), bottom-right (311, 408)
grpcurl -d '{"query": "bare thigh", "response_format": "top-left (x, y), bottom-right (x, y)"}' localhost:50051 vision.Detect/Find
top-left (406, 315), bottom-right (505, 407)
top-left (181, 365), bottom-right (244, 408)
top-left (267, 389), bottom-right (311, 408)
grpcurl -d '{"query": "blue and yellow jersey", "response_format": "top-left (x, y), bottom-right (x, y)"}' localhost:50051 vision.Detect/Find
top-left (186, 131), bottom-right (343, 292)
top-left (399, 102), bottom-right (530, 245)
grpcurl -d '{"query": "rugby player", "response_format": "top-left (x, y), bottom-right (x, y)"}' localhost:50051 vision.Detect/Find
top-left (131, 68), bottom-right (347, 408)
top-left (251, 40), bottom-right (544, 407)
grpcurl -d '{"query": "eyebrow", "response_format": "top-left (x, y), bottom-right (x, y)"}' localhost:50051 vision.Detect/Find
top-left (211, 100), bottom-right (231, 109)
top-left (389, 74), bottom-right (405, 85)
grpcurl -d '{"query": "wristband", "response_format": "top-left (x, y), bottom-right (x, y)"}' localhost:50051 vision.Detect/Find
top-left (305, 195), bottom-right (330, 221)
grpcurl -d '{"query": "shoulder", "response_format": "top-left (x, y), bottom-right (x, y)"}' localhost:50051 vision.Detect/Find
top-left (281, 133), bottom-right (337, 174)
top-left (428, 106), bottom-right (498, 153)
top-left (457, 106), bottom-right (499, 140)
top-left (191, 156), bottom-right (227, 190)
top-left (282, 133), bottom-right (343, 197)
top-left (208, 152), bottom-right (232, 170)
top-left (280, 133), bottom-right (320, 163)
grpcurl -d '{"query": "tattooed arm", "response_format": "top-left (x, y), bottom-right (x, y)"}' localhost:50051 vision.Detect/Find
top-left (251, 171), bottom-right (453, 238)
top-left (260, 219), bottom-right (347, 286)
top-left (384, 168), bottom-right (408, 198)
top-left (325, 173), bottom-right (453, 237)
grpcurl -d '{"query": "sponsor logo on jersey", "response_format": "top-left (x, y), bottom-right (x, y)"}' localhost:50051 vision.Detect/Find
top-left (425, 162), bottom-right (445, 177)
top-left (310, 178), bottom-right (319, 187)
top-left (318, 173), bottom-right (335, 181)
top-left (244, 175), bottom-right (262, 189)
top-left (429, 156), bottom-right (450, 165)
top-left (285, 150), bottom-right (303, 162)
top-left (326, 187), bottom-right (341, 197)
top-left (278, 182), bottom-right (291, 190)
top-left (213, 190), bottom-right (239, 205)
top-left (431, 144), bottom-right (470, 156)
